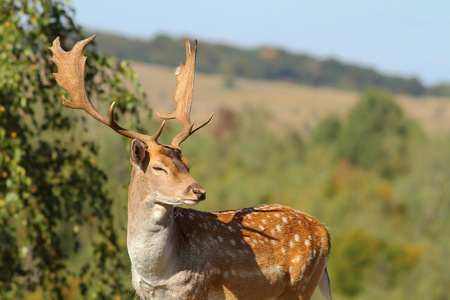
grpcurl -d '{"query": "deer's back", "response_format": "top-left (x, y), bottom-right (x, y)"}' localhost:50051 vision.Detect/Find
top-left (174, 204), bottom-right (331, 299)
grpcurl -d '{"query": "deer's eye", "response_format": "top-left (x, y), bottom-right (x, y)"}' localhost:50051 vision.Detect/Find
top-left (152, 166), bottom-right (166, 172)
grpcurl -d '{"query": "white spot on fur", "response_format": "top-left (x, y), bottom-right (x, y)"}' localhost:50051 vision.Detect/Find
top-left (263, 265), bottom-right (283, 277)
top-left (292, 256), bottom-right (301, 263)
top-left (276, 224), bottom-right (282, 232)
top-left (281, 247), bottom-right (286, 255)
top-left (239, 270), bottom-right (253, 278)
top-left (290, 240), bottom-right (294, 248)
top-left (230, 239), bottom-right (236, 246)
top-left (282, 217), bottom-right (288, 223)
top-left (226, 250), bottom-right (236, 258)
top-left (259, 225), bottom-right (265, 231)
top-left (295, 234), bottom-right (300, 242)
top-left (305, 239), bottom-right (310, 247)
top-left (239, 249), bottom-right (252, 256)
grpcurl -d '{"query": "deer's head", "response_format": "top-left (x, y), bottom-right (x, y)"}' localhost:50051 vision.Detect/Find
top-left (50, 35), bottom-right (213, 206)
top-left (130, 141), bottom-right (206, 205)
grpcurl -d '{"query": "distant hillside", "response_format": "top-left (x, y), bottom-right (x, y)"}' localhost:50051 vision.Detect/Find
top-left (87, 31), bottom-right (450, 97)
top-left (131, 62), bottom-right (450, 135)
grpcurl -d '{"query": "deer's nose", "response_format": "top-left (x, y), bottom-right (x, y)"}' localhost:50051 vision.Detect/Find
top-left (191, 185), bottom-right (206, 200)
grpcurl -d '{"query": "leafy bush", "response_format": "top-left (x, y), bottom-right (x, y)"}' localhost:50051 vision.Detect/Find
top-left (337, 89), bottom-right (422, 178)
top-left (0, 1), bottom-right (146, 298)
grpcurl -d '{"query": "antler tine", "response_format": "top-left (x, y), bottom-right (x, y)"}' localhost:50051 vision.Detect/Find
top-left (156, 40), bottom-right (214, 147)
top-left (49, 35), bottom-right (160, 147)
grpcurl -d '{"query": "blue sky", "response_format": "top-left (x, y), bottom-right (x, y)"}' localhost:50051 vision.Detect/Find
top-left (72, 0), bottom-right (450, 86)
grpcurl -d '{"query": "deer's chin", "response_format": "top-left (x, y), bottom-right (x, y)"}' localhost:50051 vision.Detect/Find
top-left (182, 199), bottom-right (203, 205)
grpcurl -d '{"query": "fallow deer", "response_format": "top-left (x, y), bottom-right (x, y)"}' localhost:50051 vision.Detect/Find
top-left (50, 35), bottom-right (332, 300)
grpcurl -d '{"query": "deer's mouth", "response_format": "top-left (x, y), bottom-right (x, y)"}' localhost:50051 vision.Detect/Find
top-left (182, 199), bottom-right (204, 205)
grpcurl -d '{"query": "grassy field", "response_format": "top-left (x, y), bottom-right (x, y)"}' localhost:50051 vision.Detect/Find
top-left (132, 61), bottom-right (450, 135)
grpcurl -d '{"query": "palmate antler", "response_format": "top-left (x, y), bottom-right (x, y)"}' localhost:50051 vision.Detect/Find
top-left (157, 40), bottom-right (214, 147)
top-left (49, 35), bottom-right (212, 148)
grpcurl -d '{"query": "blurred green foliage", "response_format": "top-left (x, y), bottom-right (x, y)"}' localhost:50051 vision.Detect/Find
top-left (0, 0), bottom-right (146, 299)
top-left (337, 89), bottom-right (422, 178)
top-left (310, 89), bottom-right (423, 178)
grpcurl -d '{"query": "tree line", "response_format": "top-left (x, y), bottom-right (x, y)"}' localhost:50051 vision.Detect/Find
top-left (92, 32), bottom-right (450, 97)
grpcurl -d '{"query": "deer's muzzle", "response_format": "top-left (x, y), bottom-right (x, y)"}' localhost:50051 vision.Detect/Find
top-left (187, 184), bottom-right (206, 201)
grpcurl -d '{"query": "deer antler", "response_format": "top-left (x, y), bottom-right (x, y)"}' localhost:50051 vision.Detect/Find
top-left (156, 40), bottom-right (214, 147)
top-left (49, 35), bottom-right (164, 147)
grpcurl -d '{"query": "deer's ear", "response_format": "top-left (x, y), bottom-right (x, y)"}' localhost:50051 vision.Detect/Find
top-left (131, 139), bottom-right (146, 168)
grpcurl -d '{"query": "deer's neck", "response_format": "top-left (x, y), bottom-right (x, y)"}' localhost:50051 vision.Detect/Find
top-left (127, 199), bottom-right (180, 286)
